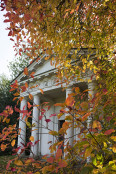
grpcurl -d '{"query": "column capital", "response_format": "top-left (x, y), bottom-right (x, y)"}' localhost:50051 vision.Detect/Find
top-left (66, 86), bottom-right (73, 93)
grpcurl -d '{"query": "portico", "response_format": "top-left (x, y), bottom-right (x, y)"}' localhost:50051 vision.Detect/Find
top-left (14, 54), bottom-right (96, 157)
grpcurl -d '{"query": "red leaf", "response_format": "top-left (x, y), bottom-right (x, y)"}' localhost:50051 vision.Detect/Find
top-left (50, 114), bottom-right (56, 117)
top-left (47, 157), bottom-right (54, 163)
top-left (8, 30), bottom-right (12, 36)
top-left (35, 140), bottom-right (40, 145)
top-left (10, 38), bottom-right (14, 41)
top-left (11, 168), bottom-right (16, 172)
top-left (4, 19), bottom-right (10, 23)
top-left (106, 117), bottom-right (112, 121)
top-left (21, 86), bottom-right (26, 92)
top-left (39, 115), bottom-right (43, 120)
top-left (56, 149), bottom-right (62, 160)
top-left (45, 119), bottom-right (51, 123)
top-left (6, 160), bottom-right (13, 170)
top-left (104, 129), bottom-right (115, 135)
top-left (30, 72), bottom-right (35, 78)
top-left (58, 159), bottom-right (67, 168)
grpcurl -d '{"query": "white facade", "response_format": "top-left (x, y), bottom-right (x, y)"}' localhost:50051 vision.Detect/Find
top-left (14, 53), bottom-right (96, 157)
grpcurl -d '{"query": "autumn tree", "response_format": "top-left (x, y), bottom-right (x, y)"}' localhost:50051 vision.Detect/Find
top-left (0, 75), bottom-right (18, 155)
top-left (0, 0), bottom-right (116, 173)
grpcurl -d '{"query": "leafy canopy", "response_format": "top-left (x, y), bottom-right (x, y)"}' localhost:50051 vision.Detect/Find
top-left (0, 0), bottom-right (116, 173)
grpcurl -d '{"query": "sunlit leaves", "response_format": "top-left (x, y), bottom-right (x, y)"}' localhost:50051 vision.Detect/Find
top-left (1, 143), bottom-right (7, 151)
top-left (30, 136), bottom-right (34, 142)
top-left (11, 139), bottom-right (16, 147)
top-left (65, 94), bottom-right (75, 107)
top-left (104, 129), bottom-right (115, 135)
top-left (49, 130), bottom-right (58, 136)
top-left (1, 0), bottom-right (116, 173)
top-left (14, 159), bottom-right (23, 166)
top-left (29, 94), bottom-right (33, 100)
top-left (24, 67), bottom-right (28, 76)
top-left (110, 136), bottom-right (116, 142)
top-left (92, 121), bottom-right (102, 130)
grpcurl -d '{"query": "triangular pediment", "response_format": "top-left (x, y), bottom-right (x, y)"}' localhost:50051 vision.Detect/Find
top-left (12, 54), bottom-right (56, 84)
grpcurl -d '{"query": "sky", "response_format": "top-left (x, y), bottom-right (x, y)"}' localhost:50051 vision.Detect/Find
top-left (0, 10), bottom-right (15, 78)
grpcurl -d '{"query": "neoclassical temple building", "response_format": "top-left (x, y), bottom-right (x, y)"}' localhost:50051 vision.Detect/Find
top-left (13, 49), bottom-right (96, 157)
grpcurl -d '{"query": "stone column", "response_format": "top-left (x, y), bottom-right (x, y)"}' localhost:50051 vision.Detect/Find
top-left (17, 97), bottom-right (27, 155)
top-left (65, 87), bottom-right (74, 146)
top-left (30, 94), bottom-right (40, 157)
top-left (87, 81), bottom-right (96, 162)
top-left (88, 81), bottom-right (96, 127)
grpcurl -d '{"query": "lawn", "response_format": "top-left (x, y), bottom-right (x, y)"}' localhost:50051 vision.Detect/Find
top-left (0, 155), bottom-right (15, 174)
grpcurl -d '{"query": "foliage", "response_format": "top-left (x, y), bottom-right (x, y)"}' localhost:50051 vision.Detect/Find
top-left (0, 75), bottom-right (18, 155)
top-left (0, 0), bottom-right (116, 173)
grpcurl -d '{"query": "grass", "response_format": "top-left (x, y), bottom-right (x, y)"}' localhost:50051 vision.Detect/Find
top-left (0, 155), bottom-right (15, 174)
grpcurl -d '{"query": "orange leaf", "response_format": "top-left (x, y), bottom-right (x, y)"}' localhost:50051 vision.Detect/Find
top-left (27, 102), bottom-right (32, 109)
top-left (39, 88), bottom-right (44, 94)
top-left (76, 4), bottom-right (80, 12)
top-left (62, 122), bottom-right (70, 130)
top-left (30, 72), bottom-right (35, 78)
top-left (70, 9), bottom-right (74, 14)
top-left (29, 94), bottom-right (33, 100)
top-left (75, 87), bottom-right (80, 94)
top-left (82, 112), bottom-right (91, 121)
top-left (1, 144), bottom-right (7, 151)
top-left (25, 82), bottom-right (28, 88)
top-left (65, 94), bottom-right (75, 107)
top-left (30, 136), bottom-right (34, 142)
top-left (11, 139), bottom-right (15, 147)
top-left (24, 67), bottom-right (28, 75)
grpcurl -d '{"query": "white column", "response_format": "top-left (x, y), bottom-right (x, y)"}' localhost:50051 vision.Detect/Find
top-left (88, 81), bottom-right (96, 127)
top-left (17, 97), bottom-right (27, 155)
top-left (87, 81), bottom-right (96, 162)
top-left (65, 87), bottom-right (74, 146)
top-left (30, 94), bottom-right (40, 157)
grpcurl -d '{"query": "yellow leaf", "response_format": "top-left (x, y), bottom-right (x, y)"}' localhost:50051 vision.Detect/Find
top-left (103, 142), bottom-right (107, 148)
top-left (112, 145), bottom-right (116, 153)
top-left (85, 147), bottom-right (92, 158)
top-left (111, 136), bottom-right (116, 142)
top-left (30, 136), bottom-right (34, 142)
top-left (92, 121), bottom-right (102, 130)
top-left (14, 159), bottom-right (23, 166)
top-left (49, 131), bottom-right (58, 136)
top-left (11, 139), bottom-right (15, 147)
top-left (57, 113), bottom-right (63, 119)
top-left (6, 118), bottom-right (10, 124)
top-left (25, 158), bottom-right (34, 165)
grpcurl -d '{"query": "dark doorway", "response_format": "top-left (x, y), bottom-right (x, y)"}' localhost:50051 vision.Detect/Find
top-left (58, 120), bottom-right (65, 153)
